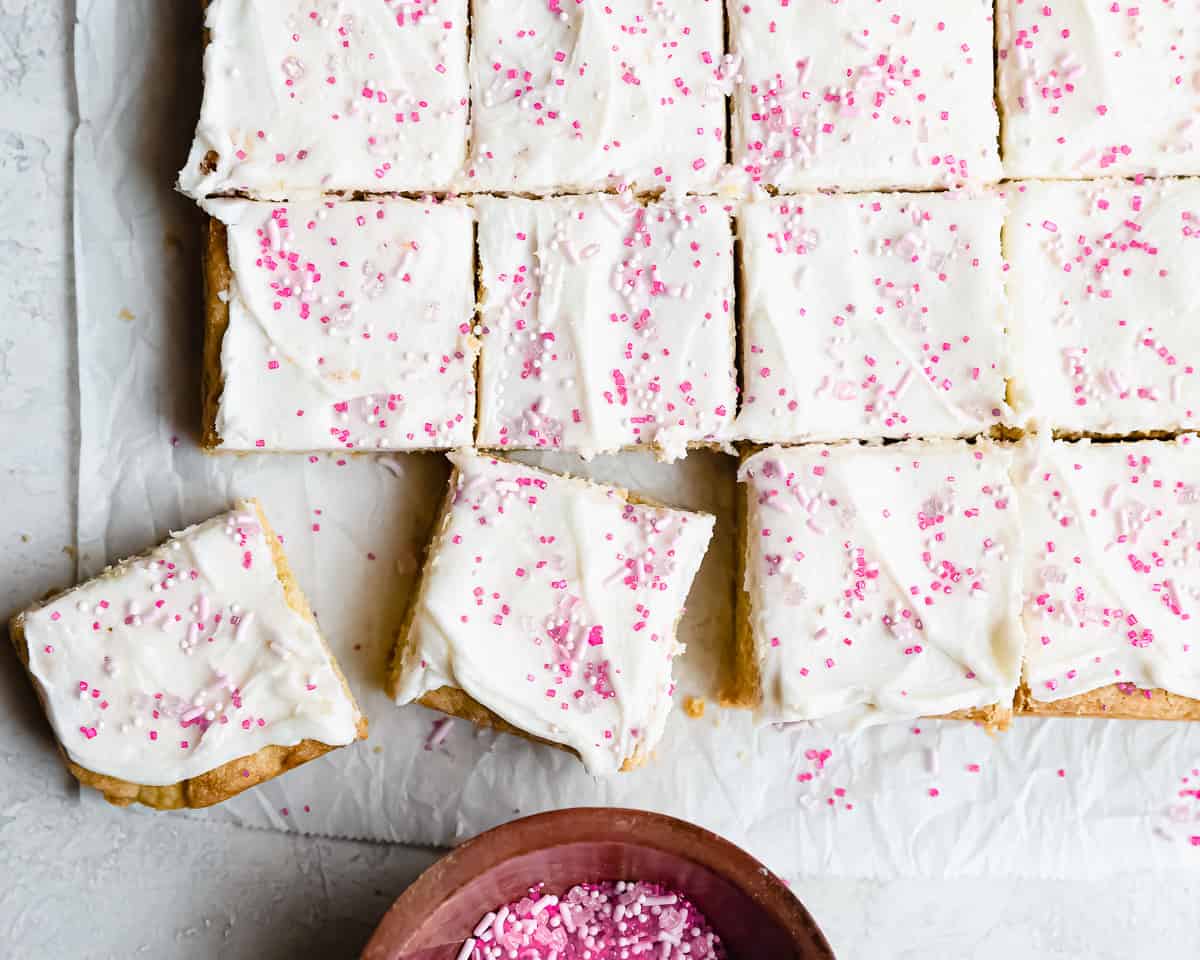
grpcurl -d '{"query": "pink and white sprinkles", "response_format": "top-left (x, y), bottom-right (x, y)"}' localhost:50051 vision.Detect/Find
top-left (458, 881), bottom-right (725, 960)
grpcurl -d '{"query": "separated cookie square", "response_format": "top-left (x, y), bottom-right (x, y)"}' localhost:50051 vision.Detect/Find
top-left (475, 194), bottom-right (737, 460)
top-left (729, 0), bottom-right (1001, 191)
top-left (1015, 436), bottom-right (1200, 720)
top-left (389, 450), bottom-right (715, 773)
top-left (735, 192), bottom-right (1010, 444)
top-left (10, 501), bottom-right (367, 810)
top-left (734, 440), bottom-right (1022, 728)
top-left (202, 196), bottom-right (476, 452)
top-left (180, 0), bottom-right (469, 197)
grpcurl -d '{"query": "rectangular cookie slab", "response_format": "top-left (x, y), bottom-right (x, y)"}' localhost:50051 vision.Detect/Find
top-left (997, 0), bottom-right (1200, 180)
top-left (203, 196), bottom-right (476, 452)
top-left (10, 501), bottom-right (366, 810)
top-left (180, 0), bottom-right (469, 198)
top-left (1015, 435), bottom-right (1200, 719)
top-left (388, 450), bottom-right (715, 774)
top-left (1007, 178), bottom-right (1200, 437)
top-left (475, 194), bottom-right (737, 461)
top-left (464, 0), bottom-right (728, 193)
top-left (729, 0), bottom-right (1001, 191)
top-left (734, 440), bottom-right (1022, 728)
top-left (735, 192), bottom-right (1010, 444)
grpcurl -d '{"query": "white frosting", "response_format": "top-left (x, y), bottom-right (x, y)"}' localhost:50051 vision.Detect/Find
top-left (180, 0), bottom-right (469, 198)
top-left (206, 196), bottom-right (476, 452)
top-left (1007, 179), bottom-right (1200, 436)
top-left (1017, 435), bottom-right (1200, 703)
top-left (392, 450), bottom-right (715, 774)
top-left (735, 192), bottom-right (1010, 444)
top-left (475, 195), bottom-right (736, 461)
top-left (730, 0), bottom-right (1002, 191)
top-left (740, 441), bottom-right (1023, 727)
top-left (998, 1), bottom-right (1200, 180)
top-left (463, 0), bottom-right (729, 193)
top-left (21, 503), bottom-right (361, 786)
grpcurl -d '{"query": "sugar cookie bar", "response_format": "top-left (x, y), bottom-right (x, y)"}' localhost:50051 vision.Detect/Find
top-left (1015, 436), bottom-right (1200, 720)
top-left (733, 441), bottom-right (1022, 728)
top-left (464, 0), bottom-right (728, 193)
top-left (729, 0), bottom-right (1001, 191)
top-left (179, 0), bottom-right (469, 198)
top-left (735, 192), bottom-right (1010, 444)
top-left (10, 501), bottom-right (367, 810)
top-left (997, 1), bottom-right (1200, 180)
top-left (1007, 178), bottom-right (1200, 437)
top-left (475, 194), bottom-right (737, 461)
top-left (388, 450), bottom-right (715, 774)
top-left (202, 196), bottom-right (476, 452)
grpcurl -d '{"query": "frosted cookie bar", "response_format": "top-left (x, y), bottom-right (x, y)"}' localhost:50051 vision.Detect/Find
top-left (733, 441), bottom-right (1022, 728)
top-left (9, 501), bottom-right (367, 810)
top-left (735, 192), bottom-right (1010, 444)
top-left (475, 195), bottom-right (736, 461)
top-left (998, 0), bottom-right (1200, 180)
top-left (388, 450), bottom-right (715, 774)
top-left (179, 0), bottom-right (469, 198)
top-left (729, 0), bottom-right (1001, 191)
top-left (1007, 179), bottom-right (1200, 437)
top-left (464, 0), bottom-right (728, 193)
top-left (202, 196), bottom-right (476, 452)
top-left (1016, 436), bottom-right (1200, 720)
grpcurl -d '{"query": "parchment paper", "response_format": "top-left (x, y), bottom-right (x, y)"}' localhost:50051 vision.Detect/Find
top-left (71, 0), bottom-right (1200, 878)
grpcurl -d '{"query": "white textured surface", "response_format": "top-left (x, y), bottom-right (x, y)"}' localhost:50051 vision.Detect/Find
top-left (735, 191), bottom-right (1010, 443)
top-left (393, 450), bottom-right (715, 774)
top-left (207, 195), bottom-right (477, 452)
top-left (1007, 178), bottom-right (1200, 436)
top-left (464, 0), bottom-right (727, 193)
top-left (23, 504), bottom-right (362, 785)
top-left (1016, 435), bottom-right (1200, 704)
top-left (1, 2), bottom-right (1200, 958)
top-left (475, 194), bottom-right (736, 460)
top-left (997, 0), bottom-right (1200, 180)
top-left (740, 441), bottom-right (1023, 726)
top-left (729, 0), bottom-right (1002, 191)
top-left (179, 0), bottom-right (470, 197)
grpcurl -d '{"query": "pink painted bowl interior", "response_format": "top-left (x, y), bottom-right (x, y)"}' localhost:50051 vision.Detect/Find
top-left (363, 808), bottom-right (834, 960)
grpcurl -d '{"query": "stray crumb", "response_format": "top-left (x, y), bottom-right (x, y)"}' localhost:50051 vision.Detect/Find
top-left (20, 534), bottom-right (30, 543)
top-left (683, 695), bottom-right (706, 718)
top-left (61, 544), bottom-right (76, 558)
top-left (118, 308), bottom-right (135, 322)
top-left (373, 745), bottom-right (384, 754)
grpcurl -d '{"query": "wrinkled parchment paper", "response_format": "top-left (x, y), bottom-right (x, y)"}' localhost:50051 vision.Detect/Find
top-left (71, 0), bottom-right (1200, 878)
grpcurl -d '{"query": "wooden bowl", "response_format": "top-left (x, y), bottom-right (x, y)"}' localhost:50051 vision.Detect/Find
top-left (362, 808), bottom-right (834, 959)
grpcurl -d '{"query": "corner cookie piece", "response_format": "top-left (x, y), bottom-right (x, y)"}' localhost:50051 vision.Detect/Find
top-left (464, 0), bottom-right (728, 193)
top-left (1015, 436), bottom-right (1200, 719)
top-left (179, 0), bottom-right (469, 198)
top-left (203, 196), bottom-right (476, 452)
top-left (10, 501), bottom-right (366, 810)
top-left (735, 192), bottom-right (1010, 444)
top-left (389, 450), bottom-right (715, 774)
top-left (997, 1), bottom-right (1200, 180)
top-left (1007, 179), bottom-right (1200, 437)
top-left (475, 195), bottom-right (736, 461)
top-left (736, 441), bottom-right (1022, 727)
top-left (729, 0), bottom-right (1002, 191)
